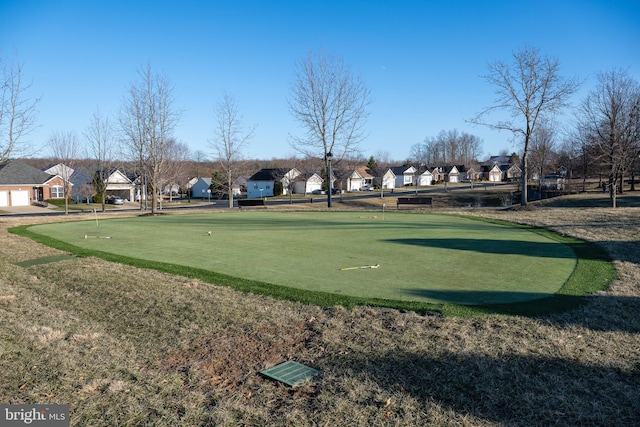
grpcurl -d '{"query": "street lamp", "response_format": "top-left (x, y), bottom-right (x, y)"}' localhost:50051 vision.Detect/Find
top-left (326, 151), bottom-right (333, 208)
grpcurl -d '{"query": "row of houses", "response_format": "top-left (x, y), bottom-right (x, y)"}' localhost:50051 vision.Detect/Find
top-left (0, 160), bottom-right (140, 208)
top-left (189, 163), bottom-right (524, 199)
top-left (0, 158), bottom-right (525, 207)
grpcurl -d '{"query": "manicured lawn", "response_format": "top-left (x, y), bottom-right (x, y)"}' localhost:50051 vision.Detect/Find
top-left (25, 211), bottom-right (580, 307)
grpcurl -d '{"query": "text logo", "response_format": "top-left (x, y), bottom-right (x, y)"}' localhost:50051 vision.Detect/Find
top-left (1, 405), bottom-right (69, 426)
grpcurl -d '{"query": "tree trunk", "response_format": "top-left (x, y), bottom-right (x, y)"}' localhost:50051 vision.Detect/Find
top-left (521, 157), bottom-right (528, 206)
top-left (538, 166), bottom-right (543, 197)
top-left (618, 173), bottom-right (624, 194)
top-left (609, 174), bottom-right (617, 208)
top-left (227, 177), bottom-right (234, 209)
top-left (151, 185), bottom-right (158, 214)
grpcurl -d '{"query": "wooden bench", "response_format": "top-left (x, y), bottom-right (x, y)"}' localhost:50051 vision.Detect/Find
top-left (237, 198), bottom-right (267, 209)
top-left (396, 197), bottom-right (433, 210)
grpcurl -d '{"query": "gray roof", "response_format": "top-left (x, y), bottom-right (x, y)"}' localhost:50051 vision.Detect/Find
top-left (390, 166), bottom-right (410, 175)
top-left (0, 161), bottom-right (55, 185)
top-left (249, 168), bottom-right (290, 181)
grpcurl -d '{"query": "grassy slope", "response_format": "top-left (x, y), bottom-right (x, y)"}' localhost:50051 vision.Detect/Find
top-left (0, 204), bottom-right (638, 426)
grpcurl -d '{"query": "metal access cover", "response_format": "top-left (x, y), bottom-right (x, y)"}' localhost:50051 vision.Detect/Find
top-left (259, 361), bottom-right (321, 387)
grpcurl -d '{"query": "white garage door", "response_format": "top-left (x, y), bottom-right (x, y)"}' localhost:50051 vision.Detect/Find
top-left (10, 190), bottom-right (29, 206)
top-left (0, 191), bottom-right (7, 207)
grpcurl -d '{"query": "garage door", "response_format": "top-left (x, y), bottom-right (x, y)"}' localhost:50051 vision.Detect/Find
top-left (0, 191), bottom-right (7, 207)
top-left (10, 190), bottom-right (29, 206)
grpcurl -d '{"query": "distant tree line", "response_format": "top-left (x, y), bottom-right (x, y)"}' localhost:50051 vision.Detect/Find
top-left (410, 129), bottom-right (483, 167)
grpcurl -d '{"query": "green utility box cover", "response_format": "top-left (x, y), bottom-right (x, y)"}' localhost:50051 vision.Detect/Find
top-left (260, 360), bottom-right (321, 387)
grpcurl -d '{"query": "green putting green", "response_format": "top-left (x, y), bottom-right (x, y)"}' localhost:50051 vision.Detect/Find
top-left (27, 212), bottom-right (578, 306)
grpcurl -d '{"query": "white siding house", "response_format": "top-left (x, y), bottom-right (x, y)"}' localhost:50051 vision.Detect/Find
top-left (488, 165), bottom-right (502, 182)
top-left (334, 169), bottom-right (365, 192)
top-left (106, 170), bottom-right (135, 201)
top-left (446, 165), bottom-right (460, 183)
top-left (391, 166), bottom-right (416, 187)
top-left (345, 169), bottom-right (365, 191)
top-left (416, 168), bottom-right (433, 186)
top-left (379, 168), bottom-right (396, 189)
top-left (232, 176), bottom-right (248, 196)
top-left (293, 172), bottom-right (323, 194)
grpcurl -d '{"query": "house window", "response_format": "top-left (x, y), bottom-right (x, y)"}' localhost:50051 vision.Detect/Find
top-left (253, 183), bottom-right (258, 189)
top-left (51, 185), bottom-right (64, 198)
top-left (266, 185), bottom-right (271, 189)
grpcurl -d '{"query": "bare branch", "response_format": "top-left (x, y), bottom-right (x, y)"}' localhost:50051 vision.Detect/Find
top-left (49, 130), bottom-right (81, 214)
top-left (469, 46), bottom-right (580, 205)
top-left (578, 69), bottom-right (640, 207)
top-left (119, 63), bottom-right (181, 213)
top-left (288, 49), bottom-right (371, 207)
top-left (288, 49), bottom-right (371, 160)
top-left (212, 92), bottom-right (255, 207)
top-left (84, 108), bottom-right (117, 210)
top-left (0, 54), bottom-right (40, 162)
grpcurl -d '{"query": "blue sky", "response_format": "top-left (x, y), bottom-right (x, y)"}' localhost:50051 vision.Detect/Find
top-left (1, 0), bottom-right (639, 162)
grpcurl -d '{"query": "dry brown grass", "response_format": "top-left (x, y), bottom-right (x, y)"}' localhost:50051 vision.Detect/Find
top-left (0, 204), bottom-right (638, 426)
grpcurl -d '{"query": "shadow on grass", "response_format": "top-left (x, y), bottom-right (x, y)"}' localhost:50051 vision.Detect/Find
top-left (535, 194), bottom-right (640, 208)
top-left (328, 350), bottom-right (640, 426)
top-left (550, 294), bottom-right (640, 333)
top-left (401, 289), bottom-right (640, 332)
top-left (402, 288), bottom-right (555, 306)
top-left (385, 237), bottom-right (577, 259)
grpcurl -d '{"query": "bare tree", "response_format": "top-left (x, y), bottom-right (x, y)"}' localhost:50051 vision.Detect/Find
top-left (84, 109), bottom-right (116, 211)
top-left (119, 64), bottom-right (180, 214)
top-left (458, 132), bottom-right (483, 166)
top-left (413, 129), bottom-right (483, 166)
top-left (471, 46), bottom-right (579, 205)
top-left (212, 92), bottom-right (255, 208)
top-left (563, 123), bottom-right (595, 192)
top-left (163, 138), bottom-right (191, 201)
top-left (558, 131), bottom-right (578, 180)
top-left (410, 141), bottom-right (429, 166)
top-left (0, 54), bottom-right (40, 162)
top-left (288, 49), bottom-right (371, 207)
top-left (373, 150), bottom-right (392, 167)
top-left (49, 130), bottom-right (81, 214)
top-left (579, 69), bottom-right (640, 207)
top-left (529, 122), bottom-right (556, 193)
